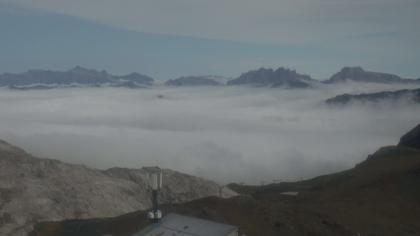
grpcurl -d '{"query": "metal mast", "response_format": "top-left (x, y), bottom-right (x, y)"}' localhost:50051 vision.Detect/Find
top-left (146, 167), bottom-right (163, 223)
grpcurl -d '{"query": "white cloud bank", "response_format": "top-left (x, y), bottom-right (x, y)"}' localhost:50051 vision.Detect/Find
top-left (0, 84), bottom-right (419, 184)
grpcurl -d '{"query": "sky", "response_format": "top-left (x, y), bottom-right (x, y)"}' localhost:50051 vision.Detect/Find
top-left (0, 0), bottom-right (419, 80)
top-left (1, 84), bottom-right (419, 184)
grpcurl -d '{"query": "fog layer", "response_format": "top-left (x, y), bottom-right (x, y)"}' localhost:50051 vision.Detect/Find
top-left (1, 83), bottom-right (419, 184)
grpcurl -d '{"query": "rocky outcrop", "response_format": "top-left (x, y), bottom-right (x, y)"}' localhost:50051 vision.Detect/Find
top-left (227, 67), bottom-right (314, 88)
top-left (0, 140), bottom-right (235, 236)
top-left (325, 67), bottom-right (418, 84)
top-left (0, 66), bottom-right (154, 89)
top-left (325, 88), bottom-right (420, 106)
top-left (165, 76), bottom-right (220, 86)
top-left (399, 124), bottom-right (420, 150)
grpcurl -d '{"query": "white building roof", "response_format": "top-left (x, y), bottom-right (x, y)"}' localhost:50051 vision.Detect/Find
top-left (133, 213), bottom-right (237, 236)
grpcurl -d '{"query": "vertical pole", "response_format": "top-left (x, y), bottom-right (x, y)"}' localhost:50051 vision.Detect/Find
top-left (148, 168), bottom-right (162, 223)
top-left (152, 189), bottom-right (159, 223)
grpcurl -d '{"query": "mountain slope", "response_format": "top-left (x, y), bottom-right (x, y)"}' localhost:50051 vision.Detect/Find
top-left (0, 140), bottom-right (235, 236)
top-left (325, 88), bottom-right (420, 106)
top-left (399, 124), bottom-right (420, 149)
top-left (31, 124), bottom-right (420, 236)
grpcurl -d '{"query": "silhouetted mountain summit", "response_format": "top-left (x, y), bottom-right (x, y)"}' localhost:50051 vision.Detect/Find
top-left (227, 67), bottom-right (315, 88)
top-left (325, 67), bottom-right (418, 84)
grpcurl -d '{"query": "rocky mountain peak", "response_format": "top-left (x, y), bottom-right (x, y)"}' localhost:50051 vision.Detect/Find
top-left (326, 66), bottom-right (404, 83)
top-left (227, 66), bottom-right (313, 88)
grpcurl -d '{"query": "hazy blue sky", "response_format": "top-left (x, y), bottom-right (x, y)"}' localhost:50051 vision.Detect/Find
top-left (0, 0), bottom-right (419, 80)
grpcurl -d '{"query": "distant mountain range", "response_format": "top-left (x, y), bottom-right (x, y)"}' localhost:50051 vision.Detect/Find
top-left (0, 66), bottom-right (419, 90)
top-left (0, 140), bottom-right (236, 236)
top-left (325, 88), bottom-right (420, 106)
top-left (180, 66), bottom-right (419, 87)
top-left (0, 66), bottom-right (154, 89)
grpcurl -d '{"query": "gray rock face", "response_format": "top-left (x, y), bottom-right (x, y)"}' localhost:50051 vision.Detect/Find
top-left (325, 67), bottom-right (417, 84)
top-left (325, 88), bottom-right (420, 106)
top-left (399, 124), bottom-right (420, 150)
top-left (0, 140), bottom-right (235, 236)
top-left (227, 67), bottom-right (314, 88)
top-left (0, 66), bottom-right (154, 89)
top-left (165, 76), bottom-right (220, 86)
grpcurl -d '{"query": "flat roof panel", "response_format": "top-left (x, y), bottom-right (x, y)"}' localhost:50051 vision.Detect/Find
top-left (134, 213), bottom-right (237, 236)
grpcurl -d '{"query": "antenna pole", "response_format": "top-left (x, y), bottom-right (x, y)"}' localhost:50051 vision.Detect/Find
top-left (146, 167), bottom-right (163, 223)
top-left (152, 189), bottom-right (159, 223)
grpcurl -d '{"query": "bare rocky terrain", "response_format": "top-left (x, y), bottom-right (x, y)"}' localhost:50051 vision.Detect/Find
top-left (0, 140), bottom-right (235, 236)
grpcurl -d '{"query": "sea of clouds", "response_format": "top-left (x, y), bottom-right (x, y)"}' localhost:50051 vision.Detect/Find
top-left (0, 83), bottom-right (419, 184)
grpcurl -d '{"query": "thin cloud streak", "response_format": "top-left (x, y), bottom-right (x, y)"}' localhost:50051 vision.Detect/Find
top-left (2, 0), bottom-right (419, 44)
